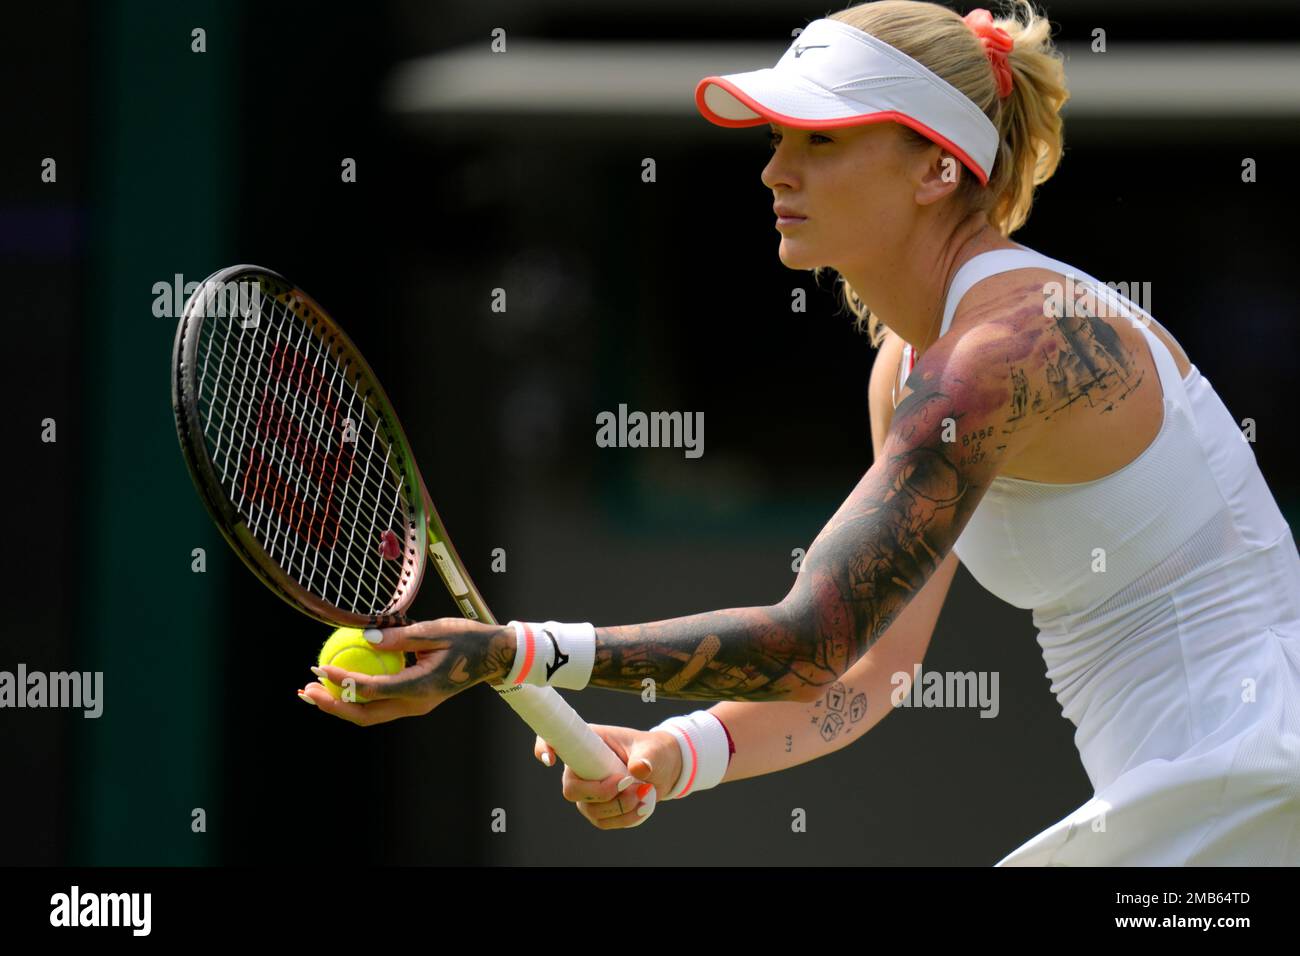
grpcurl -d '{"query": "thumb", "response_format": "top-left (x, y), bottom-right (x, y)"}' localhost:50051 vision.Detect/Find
top-left (628, 753), bottom-right (654, 780)
top-left (627, 733), bottom-right (675, 782)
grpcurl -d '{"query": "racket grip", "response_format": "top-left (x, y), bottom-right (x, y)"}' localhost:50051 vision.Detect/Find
top-left (490, 682), bottom-right (626, 781)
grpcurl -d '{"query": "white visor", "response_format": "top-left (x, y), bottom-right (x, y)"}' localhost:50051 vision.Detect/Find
top-left (695, 18), bottom-right (999, 185)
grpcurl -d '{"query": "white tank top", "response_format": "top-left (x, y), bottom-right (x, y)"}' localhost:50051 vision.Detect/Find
top-left (900, 246), bottom-right (1300, 792)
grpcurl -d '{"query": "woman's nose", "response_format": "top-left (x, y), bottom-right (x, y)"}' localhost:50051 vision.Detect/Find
top-left (761, 154), bottom-right (795, 192)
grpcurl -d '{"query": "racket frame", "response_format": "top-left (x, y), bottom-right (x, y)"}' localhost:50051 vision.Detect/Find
top-left (172, 265), bottom-right (427, 628)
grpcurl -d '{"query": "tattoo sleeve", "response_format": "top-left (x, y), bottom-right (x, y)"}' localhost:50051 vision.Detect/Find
top-left (587, 315), bottom-right (1049, 703)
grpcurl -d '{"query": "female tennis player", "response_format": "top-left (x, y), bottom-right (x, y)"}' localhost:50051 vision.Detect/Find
top-left (299, 0), bottom-right (1300, 865)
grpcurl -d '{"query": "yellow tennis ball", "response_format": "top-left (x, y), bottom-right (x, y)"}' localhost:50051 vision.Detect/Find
top-left (318, 627), bottom-right (405, 702)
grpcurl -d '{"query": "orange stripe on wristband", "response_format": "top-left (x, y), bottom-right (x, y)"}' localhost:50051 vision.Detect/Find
top-left (678, 728), bottom-right (700, 796)
top-left (513, 622), bottom-right (536, 685)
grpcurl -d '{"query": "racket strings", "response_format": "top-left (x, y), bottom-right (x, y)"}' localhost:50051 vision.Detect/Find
top-left (201, 296), bottom-right (406, 614)
top-left (198, 308), bottom-right (383, 532)
top-left (262, 301), bottom-right (414, 615)
top-left (200, 323), bottom-right (397, 555)
top-left (198, 305), bottom-right (396, 518)
top-left (194, 285), bottom-right (415, 615)
top-left (199, 304), bottom-right (397, 612)
top-left (224, 295), bottom-right (406, 610)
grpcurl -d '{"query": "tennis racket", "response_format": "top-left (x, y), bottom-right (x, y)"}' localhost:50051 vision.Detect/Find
top-left (171, 264), bottom-right (624, 781)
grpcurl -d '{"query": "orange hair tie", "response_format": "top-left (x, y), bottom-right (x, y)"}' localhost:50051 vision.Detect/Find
top-left (963, 8), bottom-right (1014, 99)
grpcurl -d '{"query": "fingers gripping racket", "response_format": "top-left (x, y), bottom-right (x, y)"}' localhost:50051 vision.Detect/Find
top-left (171, 265), bottom-right (623, 780)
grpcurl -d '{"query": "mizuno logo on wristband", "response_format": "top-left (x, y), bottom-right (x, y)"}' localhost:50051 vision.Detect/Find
top-left (543, 628), bottom-right (569, 680)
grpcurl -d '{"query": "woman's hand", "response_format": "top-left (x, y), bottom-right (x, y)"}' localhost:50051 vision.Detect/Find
top-left (297, 618), bottom-right (514, 727)
top-left (534, 724), bottom-right (683, 829)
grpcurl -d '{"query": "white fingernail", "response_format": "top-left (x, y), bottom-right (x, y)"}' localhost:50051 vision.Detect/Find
top-left (541, 752), bottom-right (552, 766)
top-left (636, 804), bottom-right (653, 817)
top-left (363, 628), bottom-right (383, 643)
top-left (617, 774), bottom-right (637, 793)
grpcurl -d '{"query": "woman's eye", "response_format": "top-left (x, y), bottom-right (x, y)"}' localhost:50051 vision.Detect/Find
top-left (768, 133), bottom-right (830, 150)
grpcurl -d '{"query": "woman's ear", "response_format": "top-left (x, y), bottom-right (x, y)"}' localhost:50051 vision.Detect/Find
top-left (914, 149), bottom-right (964, 206)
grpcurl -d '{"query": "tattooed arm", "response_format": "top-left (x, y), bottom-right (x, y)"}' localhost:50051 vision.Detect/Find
top-left (712, 328), bottom-right (959, 780)
top-left (576, 318), bottom-right (1050, 703)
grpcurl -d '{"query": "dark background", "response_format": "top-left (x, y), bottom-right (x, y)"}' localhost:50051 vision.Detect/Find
top-left (3, 0), bottom-right (1297, 866)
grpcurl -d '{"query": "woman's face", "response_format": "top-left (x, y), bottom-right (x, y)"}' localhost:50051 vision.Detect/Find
top-left (761, 121), bottom-right (925, 272)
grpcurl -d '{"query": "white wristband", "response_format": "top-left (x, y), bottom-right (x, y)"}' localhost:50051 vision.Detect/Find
top-left (650, 710), bottom-right (731, 800)
top-left (500, 620), bottom-right (596, 691)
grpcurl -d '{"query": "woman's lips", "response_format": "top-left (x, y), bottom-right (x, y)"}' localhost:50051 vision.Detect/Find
top-left (774, 204), bottom-right (807, 227)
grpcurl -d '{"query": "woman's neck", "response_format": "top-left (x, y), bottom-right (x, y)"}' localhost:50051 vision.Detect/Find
top-left (845, 218), bottom-right (1016, 356)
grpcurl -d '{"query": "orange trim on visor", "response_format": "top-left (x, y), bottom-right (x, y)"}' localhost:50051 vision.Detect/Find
top-left (694, 75), bottom-right (991, 187)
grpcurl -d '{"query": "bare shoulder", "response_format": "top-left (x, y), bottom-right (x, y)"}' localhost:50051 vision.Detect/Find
top-left (864, 290), bottom-right (1054, 488)
top-left (944, 266), bottom-right (1192, 483)
top-left (888, 297), bottom-right (1049, 489)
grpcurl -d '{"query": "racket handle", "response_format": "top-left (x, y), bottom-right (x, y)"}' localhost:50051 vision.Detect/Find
top-left (489, 682), bottom-right (627, 780)
top-left (418, 485), bottom-right (625, 780)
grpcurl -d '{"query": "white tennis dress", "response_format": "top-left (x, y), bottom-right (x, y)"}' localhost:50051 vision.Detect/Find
top-left (904, 246), bottom-right (1300, 865)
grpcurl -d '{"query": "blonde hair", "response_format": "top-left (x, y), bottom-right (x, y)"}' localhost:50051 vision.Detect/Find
top-left (810, 0), bottom-right (1069, 347)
